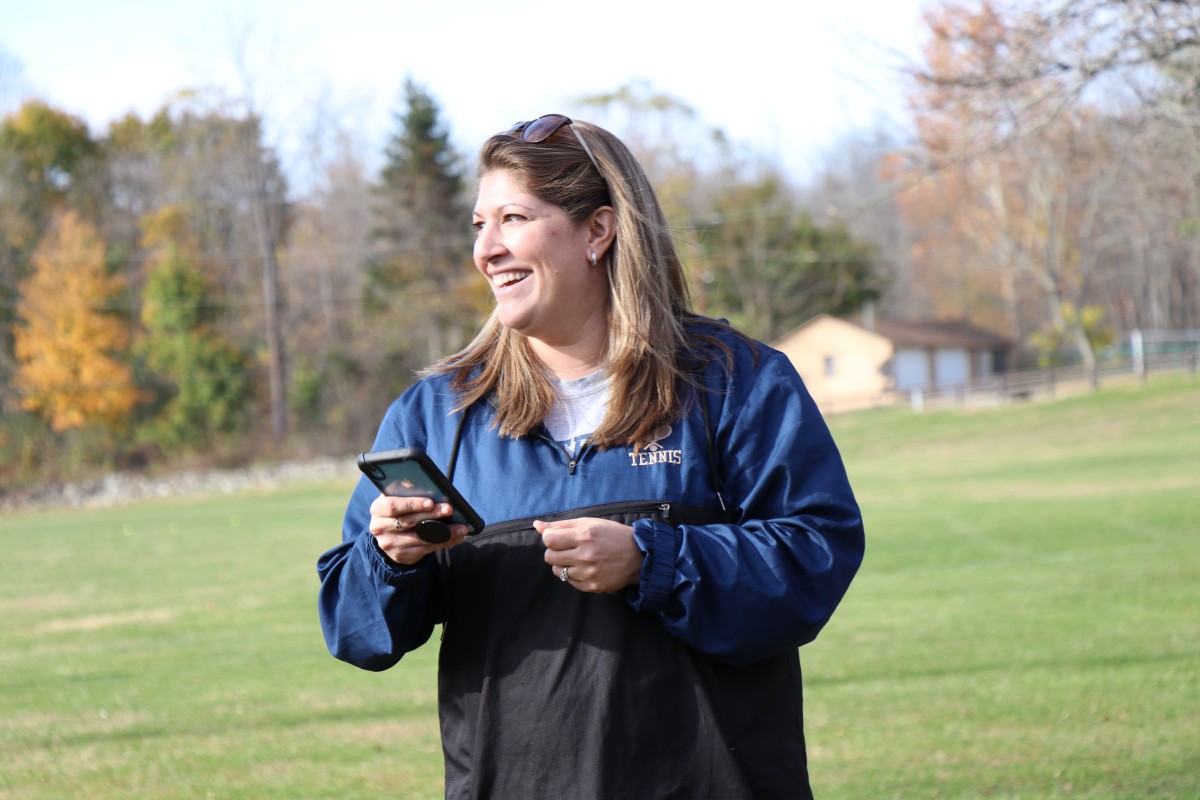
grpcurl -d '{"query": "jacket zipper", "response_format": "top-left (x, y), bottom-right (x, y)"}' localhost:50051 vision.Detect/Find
top-left (539, 434), bottom-right (590, 476)
top-left (439, 500), bottom-right (671, 636)
top-left (470, 499), bottom-right (672, 541)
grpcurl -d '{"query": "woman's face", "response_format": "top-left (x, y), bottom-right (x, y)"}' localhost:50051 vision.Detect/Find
top-left (472, 169), bottom-right (610, 357)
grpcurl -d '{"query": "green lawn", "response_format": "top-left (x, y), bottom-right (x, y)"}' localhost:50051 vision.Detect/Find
top-left (804, 373), bottom-right (1200, 798)
top-left (2, 374), bottom-right (1197, 798)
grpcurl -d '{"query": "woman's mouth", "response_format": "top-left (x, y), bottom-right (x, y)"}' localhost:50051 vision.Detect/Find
top-left (492, 271), bottom-right (530, 289)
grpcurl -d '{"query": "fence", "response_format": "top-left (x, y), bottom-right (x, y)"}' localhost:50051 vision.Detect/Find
top-left (818, 349), bottom-right (1198, 415)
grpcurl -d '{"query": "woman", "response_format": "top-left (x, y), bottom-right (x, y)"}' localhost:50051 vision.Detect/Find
top-left (318, 114), bottom-right (865, 799)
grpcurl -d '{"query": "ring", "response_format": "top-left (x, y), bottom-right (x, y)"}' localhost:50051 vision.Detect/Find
top-left (393, 517), bottom-right (407, 531)
top-left (559, 566), bottom-right (570, 582)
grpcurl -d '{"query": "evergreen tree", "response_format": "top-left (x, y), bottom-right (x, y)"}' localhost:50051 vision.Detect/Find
top-left (136, 207), bottom-right (253, 451)
top-left (367, 80), bottom-right (483, 365)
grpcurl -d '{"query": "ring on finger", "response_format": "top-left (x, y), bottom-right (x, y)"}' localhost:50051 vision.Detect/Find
top-left (559, 566), bottom-right (570, 582)
top-left (393, 517), bottom-right (408, 531)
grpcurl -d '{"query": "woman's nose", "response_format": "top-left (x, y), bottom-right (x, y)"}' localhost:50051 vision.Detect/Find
top-left (474, 225), bottom-right (506, 264)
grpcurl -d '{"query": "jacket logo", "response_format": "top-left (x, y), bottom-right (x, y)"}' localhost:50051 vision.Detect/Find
top-left (628, 425), bottom-right (683, 467)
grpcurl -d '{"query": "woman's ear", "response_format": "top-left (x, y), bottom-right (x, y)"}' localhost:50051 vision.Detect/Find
top-left (586, 205), bottom-right (617, 260)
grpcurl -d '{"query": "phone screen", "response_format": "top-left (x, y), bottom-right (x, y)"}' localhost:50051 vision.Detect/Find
top-left (378, 461), bottom-right (443, 503)
top-left (358, 449), bottom-right (484, 534)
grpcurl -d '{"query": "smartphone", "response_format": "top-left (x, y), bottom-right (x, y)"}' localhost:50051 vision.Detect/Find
top-left (357, 448), bottom-right (485, 542)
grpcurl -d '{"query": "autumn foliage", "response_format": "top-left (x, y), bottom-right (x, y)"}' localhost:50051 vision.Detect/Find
top-left (3, 9), bottom-right (1200, 482)
top-left (13, 211), bottom-right (140, 431)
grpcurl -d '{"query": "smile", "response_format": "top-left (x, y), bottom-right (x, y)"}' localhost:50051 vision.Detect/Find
top-left (492, 271), bottom-right (530, 288)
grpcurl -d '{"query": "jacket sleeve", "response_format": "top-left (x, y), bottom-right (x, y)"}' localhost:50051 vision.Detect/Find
top-left (628, 348), bottom-right (865, 666)
top-left (316, 474), bottom-right (441, 671)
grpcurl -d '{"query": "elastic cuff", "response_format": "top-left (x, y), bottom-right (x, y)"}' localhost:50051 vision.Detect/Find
top-left (365, 533), bottom-right (425, 581)
top-left (628, 519), bottom-right (678, 612)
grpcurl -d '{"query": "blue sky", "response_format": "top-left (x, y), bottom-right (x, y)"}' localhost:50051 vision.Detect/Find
top-left (1, 0), bottom-right (928, 181)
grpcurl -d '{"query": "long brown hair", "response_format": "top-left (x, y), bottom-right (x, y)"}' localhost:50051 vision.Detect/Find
top-left (428, 118), bottom-right (740, 448)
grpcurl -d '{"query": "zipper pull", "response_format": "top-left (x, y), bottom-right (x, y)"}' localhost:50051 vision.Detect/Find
top-left (658, 503), bottom-right (671, 520)
top-left (568, 459), bottom-right (577, 475)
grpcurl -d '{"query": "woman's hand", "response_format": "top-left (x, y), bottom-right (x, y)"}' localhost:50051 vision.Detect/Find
top-left (368, 495), bottom-right (468, 566)
top-left (536, 517), bottom-right (644, 593)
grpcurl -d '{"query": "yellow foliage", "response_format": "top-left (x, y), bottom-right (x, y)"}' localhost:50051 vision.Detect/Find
top-left (139, 205), bottom-right (192, 252)
top-left (13, 210), bottom-right (141, 431)
top-left (1062, 301), bottom-right (1116, 350)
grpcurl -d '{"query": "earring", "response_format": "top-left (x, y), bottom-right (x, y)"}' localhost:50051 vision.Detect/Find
top-left (589, 251), bottom-right (598, 267)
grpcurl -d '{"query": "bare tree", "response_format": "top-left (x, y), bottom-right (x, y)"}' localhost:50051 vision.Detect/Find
top-left (799, 127), bottom-right (913, 320)
top-left (899, 0), bottom-right (1200, 359)
top-left (207, 11), bottom-right (298, 438)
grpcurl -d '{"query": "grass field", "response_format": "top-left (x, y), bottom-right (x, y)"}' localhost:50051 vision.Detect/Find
top-left (2, 373), bottom-right (1197, 799)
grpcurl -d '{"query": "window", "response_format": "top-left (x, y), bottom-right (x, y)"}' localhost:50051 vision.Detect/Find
top-left (823, 355), bottom-right (836, 377)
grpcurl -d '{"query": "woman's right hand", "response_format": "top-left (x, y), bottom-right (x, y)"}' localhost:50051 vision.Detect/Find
top-left (368, 494), bottom-right (468, 565)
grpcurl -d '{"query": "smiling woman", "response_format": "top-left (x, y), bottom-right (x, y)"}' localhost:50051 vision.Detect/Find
top-left (317, 114), bottom-right (865, 800)
top-left (445, 116), bottom-right (698, 447)
top-left (471, 168), bottom-right (613, 376)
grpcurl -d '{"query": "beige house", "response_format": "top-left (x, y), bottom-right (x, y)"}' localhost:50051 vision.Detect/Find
top-left (772, 315), bottom-right (1014, 412)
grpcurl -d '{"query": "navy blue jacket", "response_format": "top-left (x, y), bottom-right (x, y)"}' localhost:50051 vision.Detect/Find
top-left (318, 327), bottom-right (864, 799)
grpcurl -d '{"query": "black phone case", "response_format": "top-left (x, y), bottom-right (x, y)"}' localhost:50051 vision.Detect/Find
top-left (357, 448), bottom-right (485, 535)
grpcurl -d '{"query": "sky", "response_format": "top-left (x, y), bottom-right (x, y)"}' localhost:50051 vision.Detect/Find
top-left (1, 0), bottom-right (929, 184)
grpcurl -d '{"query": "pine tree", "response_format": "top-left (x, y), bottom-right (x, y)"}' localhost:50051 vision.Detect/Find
top-left (367, 80), bottom-right (484, 364)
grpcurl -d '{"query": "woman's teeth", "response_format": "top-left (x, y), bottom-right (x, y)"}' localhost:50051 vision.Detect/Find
top-left (493, 272), bottom-right (529, 287)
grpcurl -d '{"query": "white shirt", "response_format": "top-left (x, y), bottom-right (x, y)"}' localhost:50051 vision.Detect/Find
top-left (545, 370), bottom-right (609, 457)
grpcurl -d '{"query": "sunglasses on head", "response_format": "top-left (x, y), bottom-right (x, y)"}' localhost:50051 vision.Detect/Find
top-left (505, 114), bottom-right (603, 177)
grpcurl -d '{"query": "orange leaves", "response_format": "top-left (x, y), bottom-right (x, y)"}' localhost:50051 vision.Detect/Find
top-left (13, 210), bottom-right (141, 431)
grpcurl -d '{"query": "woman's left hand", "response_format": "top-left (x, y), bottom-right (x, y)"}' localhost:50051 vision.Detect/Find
top-left (536, 517), bottom-right (643, 593)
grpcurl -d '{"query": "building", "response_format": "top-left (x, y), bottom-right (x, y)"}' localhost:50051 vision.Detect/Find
top-left (772, 314), bottom-right (1015, 412)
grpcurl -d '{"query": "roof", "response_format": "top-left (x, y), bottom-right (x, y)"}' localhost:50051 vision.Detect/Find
top-left (869, 318), bottom-right (1013, 349)
top-left (772, 314), bottom-right (1015, 351)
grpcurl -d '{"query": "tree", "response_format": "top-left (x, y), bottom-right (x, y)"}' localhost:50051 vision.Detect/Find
top-left (280, 135), bottom-right (377, 440)
top-left (0, 100), bottom-right (99, 206)
top-left (576, 81), bottom-right (740, 305)
top-left (901, 0), bottom-right (1200, 348)
top-left (799, 127), bottom-right (916, 321)
top-left (576, 80), bottom-right (732, 222)
top-left (1, 101), bottom-right (103, 408)
top-left (13, 210), bottom-right (140, 432)
top-left (368, 80), bottom-right (481, 366)
top-left (896, 1), bottom-right (1181, 368)
top-left (573, 81), bottom-right (886, 341)
top-left (697, 177), bottom-right (885, 342)
top-left (898, 1), bottom-right (1051, 334)
top-left (102, 99), bottom-right (292, 438)
top-left (136, 207), bottom-right (254, 451)
top-left (233, 110), bottom-right (290, 437)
